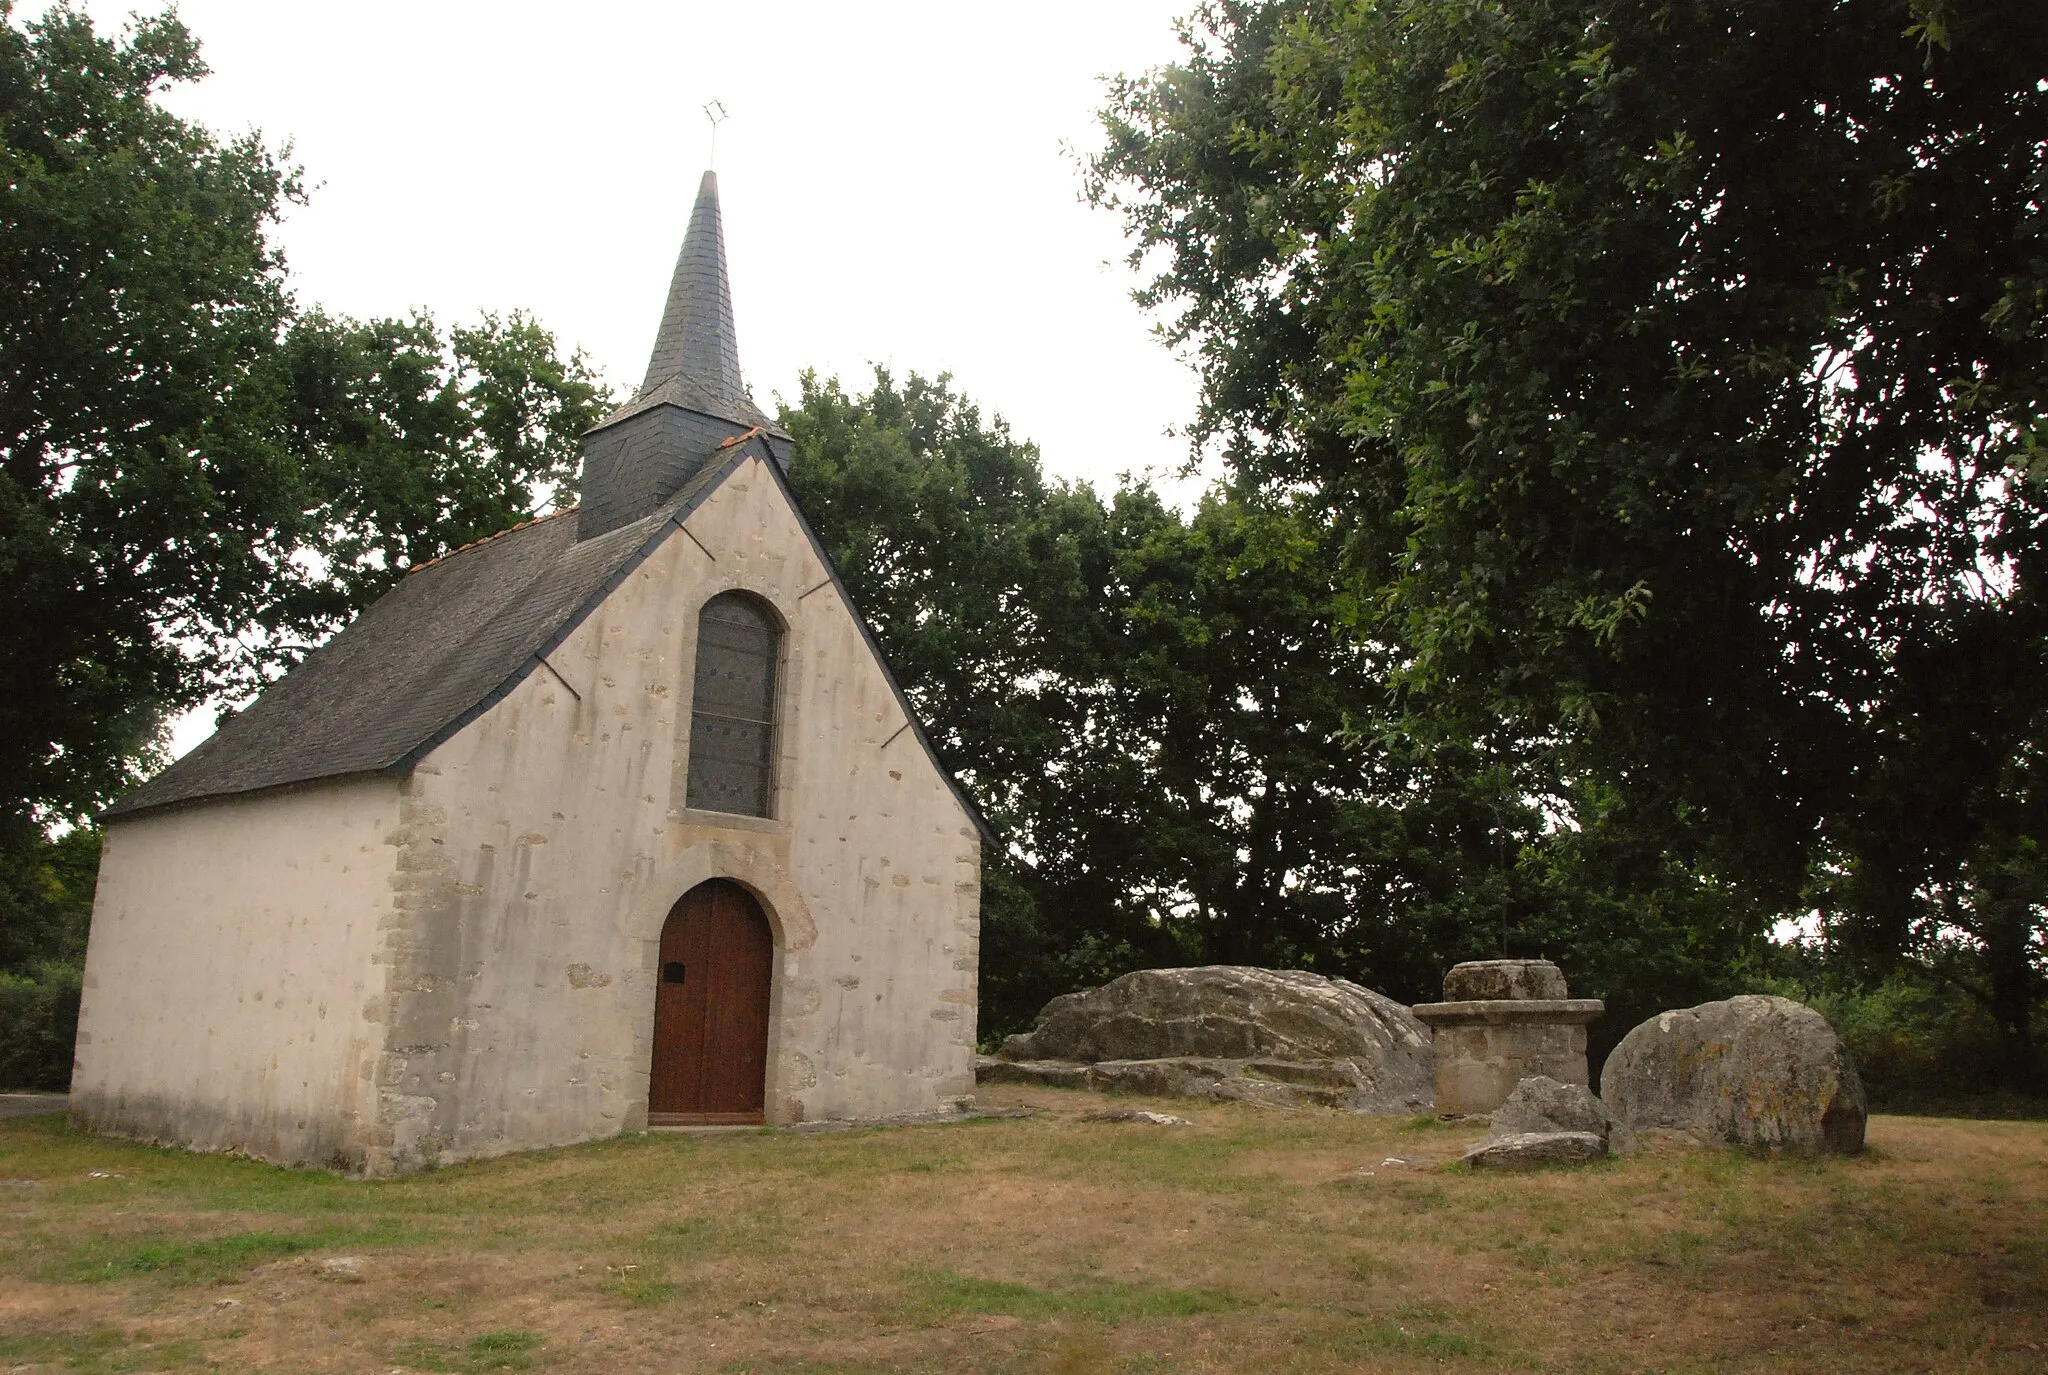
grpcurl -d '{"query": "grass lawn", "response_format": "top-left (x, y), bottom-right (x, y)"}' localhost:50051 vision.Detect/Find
top-left (0, 1083), bottom-right (2043, 1373)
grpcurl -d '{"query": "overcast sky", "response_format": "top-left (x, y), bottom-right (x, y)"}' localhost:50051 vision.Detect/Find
top-left (58, 0), bottom-right (1205, 494)
top-left (43, 0), bottom-right (1206, 756)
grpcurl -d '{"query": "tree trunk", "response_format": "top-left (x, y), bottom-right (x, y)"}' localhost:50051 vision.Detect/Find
top-left (1980, 892), bottom-right (2041, 1094)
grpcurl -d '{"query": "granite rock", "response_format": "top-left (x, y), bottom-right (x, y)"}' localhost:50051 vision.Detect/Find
top-left (1079, 1109), bottom-right (1193, 1125)
top-left (1492, 1074), bottom-right (1631, 1152)
top-left (1460, 1131), bottom-right (1608, 1170)
top-left (1600, 995), bottom-right (1866, 1154)
top-left (1002, 966), bottom-right (1430, 1066)
top-left (1440, 959), bottom-right (1570, 1001)
top-left (993, 966), bottom-right (1433, 1114)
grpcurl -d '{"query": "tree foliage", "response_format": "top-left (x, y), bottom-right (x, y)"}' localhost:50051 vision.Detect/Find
top-left (783, 370), bottom-right (1754, 1041)
top-left (1092, 0), bottom-right (2048, 1082)
top-left (1, 1), bottom-right (297, 821)
top-left (0, 4), bottom-right (608, 832)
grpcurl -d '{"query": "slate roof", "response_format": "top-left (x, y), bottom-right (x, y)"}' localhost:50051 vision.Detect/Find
top-left (108, 446), bottom-right (740, 818)
top-left (107, 436), bottom-right (994, 843)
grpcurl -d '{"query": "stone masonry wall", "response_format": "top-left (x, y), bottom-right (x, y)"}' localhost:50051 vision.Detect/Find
top-left (366, 455), bottom-right (981, 1172)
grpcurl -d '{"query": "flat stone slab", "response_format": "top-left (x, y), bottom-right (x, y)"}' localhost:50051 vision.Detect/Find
top-left (1442, 960), bottom-right (1568, 1001)
top-left (1460, 1131), bottom-right (1607, 1170)
top-left (1079, 1109), bottom-right (1193, 1126)
top-left (1411, 999), bottom-right (1606, 1025)
top-left (974, 1054), bottom-right (1430, 1113)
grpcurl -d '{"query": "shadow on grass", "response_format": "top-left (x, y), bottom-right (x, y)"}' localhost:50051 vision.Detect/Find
top-left (1869, 1093), bottom-right (2048, 1122)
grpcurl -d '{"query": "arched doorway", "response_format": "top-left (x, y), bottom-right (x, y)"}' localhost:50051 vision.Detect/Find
top-left (648, 879), bottom-right (774, 1125)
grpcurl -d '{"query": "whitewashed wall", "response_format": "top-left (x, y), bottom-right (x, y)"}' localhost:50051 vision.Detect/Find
top-left (71, 777), bottom-right (401, 1168)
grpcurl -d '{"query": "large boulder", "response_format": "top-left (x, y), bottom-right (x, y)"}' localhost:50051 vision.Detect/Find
top-left (1600, 995), bottom-right (1867, 1154)
top-left (991, 967), bottom-right (1433, 1114)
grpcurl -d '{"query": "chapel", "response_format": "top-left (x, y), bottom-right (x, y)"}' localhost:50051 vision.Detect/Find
top-left (71, 172), bottom-right (987, 1174)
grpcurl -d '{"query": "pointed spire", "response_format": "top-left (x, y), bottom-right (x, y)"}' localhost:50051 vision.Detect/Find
top-left (613, 170), bottom-right (770, 429)
top-left (577, 172), bottom-right (784, 540)
top-left (644, 171), bottom-right (742, 396)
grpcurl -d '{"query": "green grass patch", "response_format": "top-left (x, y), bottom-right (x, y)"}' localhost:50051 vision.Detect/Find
top-left (51, 1228), bottom-right (323, 1283)
top-left (900, 1153), bottom-right (965, 1174)
top-left (596, 1260), bottom-right (684, 1306)
top-left (1302, 1307), bottom-right (1512, 1365)
top-left (906, 1267), bottom-right (1237, 1324)
top-left (0, 1328), bottom-right (208, 1373)
top-left (469, 1330), bottom-right (545, 1369)
top-left (714, 1362), bottom-right (905, 1375)
top-left (395, 1330), bottom-right (545, 1373)
top-left (1352, 1322), bottom-right (1495, 1359)
top-left (1039, 1129), bottom-right (1253, 1184)
top-left (633, 1207), bottom-right (787, 1263)
top-left (34, 1213), bottom-right (434, 1285)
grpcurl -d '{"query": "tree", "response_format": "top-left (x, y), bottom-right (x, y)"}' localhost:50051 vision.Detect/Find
top-left (1093, 0), bottom-right (2048, 1084)
top-left (1, 1), bottom-right (299, 823)
top-left (0, 7), bottom-right (608, 1088)
top-left (782, 369), bottom-right (1746, 1040)
top-left (259, 308), bottom-right (606, 663)
top-left (0, 4), bottom-right (609, 836)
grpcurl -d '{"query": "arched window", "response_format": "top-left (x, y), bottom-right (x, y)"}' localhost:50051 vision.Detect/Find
top-left (685, 591), bottom-right (780, 817)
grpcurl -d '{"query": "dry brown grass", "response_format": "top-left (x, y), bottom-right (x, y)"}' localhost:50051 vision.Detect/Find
top-left (0, 1084), bottom-right (2043, 1374)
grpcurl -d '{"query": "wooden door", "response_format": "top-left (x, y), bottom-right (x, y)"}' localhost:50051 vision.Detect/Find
top-left (648, 879), bottom-right (774, 1125)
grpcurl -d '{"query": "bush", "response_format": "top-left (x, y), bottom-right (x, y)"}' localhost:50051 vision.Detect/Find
top-left (0, 961), bottom-right (82, 1090)
top-left (1748, 963), bottom-right (2042, 1112)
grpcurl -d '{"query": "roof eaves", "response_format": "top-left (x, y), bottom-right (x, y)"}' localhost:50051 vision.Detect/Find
top-left (406, 505), bottom-right (580, 577)
top-left (587, 388), bottom-right (789, 441)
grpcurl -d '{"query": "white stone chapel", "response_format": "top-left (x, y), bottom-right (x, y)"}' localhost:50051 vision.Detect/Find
top-left (71, 173), bottom-right (987, 1174)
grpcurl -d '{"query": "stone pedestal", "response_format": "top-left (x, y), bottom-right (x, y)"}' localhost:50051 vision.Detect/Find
top-left (1412, 960), bottom-right (1603, 1116)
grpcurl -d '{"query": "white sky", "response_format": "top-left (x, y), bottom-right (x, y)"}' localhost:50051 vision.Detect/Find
top-left (42, 1), bottom-right (1208, 759)
top-left (59, 0), bottom-right (1204, 490)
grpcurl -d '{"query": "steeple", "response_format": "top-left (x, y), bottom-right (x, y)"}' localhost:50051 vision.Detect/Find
top-left (577, 171), bottom-right (785, 541)
top-left (631, 170), bottom-right (768, 427)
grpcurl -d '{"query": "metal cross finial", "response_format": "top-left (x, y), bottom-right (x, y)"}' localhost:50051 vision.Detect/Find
top-left (703, 100), bottom-right (729, 168)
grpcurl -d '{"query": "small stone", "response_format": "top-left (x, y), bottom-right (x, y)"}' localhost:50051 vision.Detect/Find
top-left (212, 1298), bottom-right (243, 1309)
top-left (317, 1256), bottom-right (365, 1279)
top-left (1460, 1131), bottom-right (1607, 1170)
top-left (1441, 960), bottom-right (1569, 1001)
top-left (1492, 1075), bottom-right (1629, 1151)
top-left (1078, 1108), bottom-right (1193, 1125)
